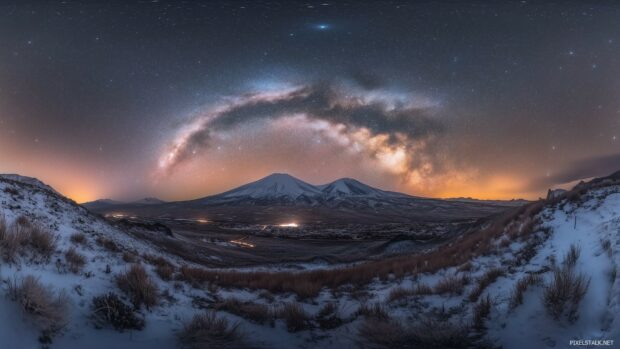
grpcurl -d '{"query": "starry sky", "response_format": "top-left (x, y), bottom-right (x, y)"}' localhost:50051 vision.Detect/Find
top-left (1, 1), bottom-right (620, 203)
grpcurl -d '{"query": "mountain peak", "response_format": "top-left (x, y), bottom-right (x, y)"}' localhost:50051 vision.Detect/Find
top-left (319, 177), bottom-right (389, 198)
top-left (218, 173), bottom-right (322, 199)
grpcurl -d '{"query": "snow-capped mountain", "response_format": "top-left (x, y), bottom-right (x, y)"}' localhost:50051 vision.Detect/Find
top-left (85, 173), bottom-right (526, 223)
top-left (318, 177), bottom-right (403, 199)
top-left (216, 173), bottom-right (322, 200)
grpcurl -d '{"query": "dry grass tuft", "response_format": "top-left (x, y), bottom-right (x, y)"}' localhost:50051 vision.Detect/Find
top-left (358, 317), bottom-right (477, 349)
top-left (434, 274), bottom-right (469, 296)
top-left (65, 247), bottom-right (87, 273)
top-left (8, 275), bottom-right (69, 344)
top-left (214, 298), bottom-right (274, 325)
top-left (96, 236), bottom-right (119, 252)
top-left (27, 225), bottom-right (57, 260)
top-left (279, 302), bottom-right (311, 332)
top-left (356, 303), bottom-right (389, 321)
top-left (91, 292), bottom-right (144, 331)
top-left (543, 249), bottom-right (590, 323)
top-left (69, 232), bottom-right (87, 245)
top-left (468, 268), bottom-right (504, 302)
top-left (316, 302), bottom-right (343, 330)
top-left (472, 295), bottom-right (492, 331)
top-left (509, 274), bottom-right (542, 310)
top-left (116, 264), bottom-right (159, 310)
top-left (178, 311), bottom-right (249, 349)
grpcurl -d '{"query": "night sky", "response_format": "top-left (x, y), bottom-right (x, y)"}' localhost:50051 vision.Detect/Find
top-left (1, 1), bottom-right (620, 202)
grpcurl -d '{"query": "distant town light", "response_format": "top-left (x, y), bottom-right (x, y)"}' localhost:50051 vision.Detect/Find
top-left (196, 219), bottom-right (208, 223)
top-left (278, 222), bottom-right (299, 228)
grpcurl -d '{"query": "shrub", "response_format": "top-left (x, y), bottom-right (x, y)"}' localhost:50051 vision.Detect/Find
top-left (122, 251), bottom-right (137, 263)
top-left (434, 274), bottom-right (469, 295)
top-left (96, 236), bottom-right (119, 252)
top-left (8, 276), bottom-right (69, 343)
top-left (145, 254), bottom-right (175, 281)
top-left (70, 232), bottom-right (87, 245)
top-left (356, 303), bottom-right (389, 321)
top-left (91, 293), bottom-right (144, 331)
top-left (155, 264), bottom-right (175, 281)
top-left (509, 274), bottom-right (542, 310)
top-left (472, 295), bottom-right (491, 331)
top-left (65, 247), bottom-right (87, 273)
top-left (601, 239), bottom-right (612, 257)
top-left (387, 287), bottom-right (411, 303)
top-left (564, 244), bottom-right (580, 269)
top-left (0, 214), bottom-right (6, 241)
top-left (116, 264), bottom-right (159, 310)
top-left (543, 265), bottom-right (590, 322)
top-left (468, 268), bottom-right (504, 302)
top-left (178, 312), bottom-right (248, 349)
top-left (358, 318), bottom-right (475, 349)
top-left (214, 298), bottom-right (274, 325)
top-left (27, 225), bottom-right (57, 260)
top-left (0, 222), bottom-right (27, 262)
top-left (279, 302), bottom-right (311, 332)
top-left (316, 302), bottom-right (343, 330)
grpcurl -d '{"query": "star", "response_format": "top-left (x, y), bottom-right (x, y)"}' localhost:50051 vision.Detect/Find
top-left (315, 24), bottom-right (330, 31)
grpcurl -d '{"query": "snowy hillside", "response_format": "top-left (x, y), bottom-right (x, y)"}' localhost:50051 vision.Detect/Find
top-left (2, 172), bottom-right (619, 349)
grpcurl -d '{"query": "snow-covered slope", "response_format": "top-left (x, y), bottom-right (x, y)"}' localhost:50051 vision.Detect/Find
top-left (0, 176), bottom-right (192, 349)
top-left (1, 172), bottom-right (620, 348)
top-left (216, 173), bottom-right (322, 200)
top-left (318, 177), bottom-right (401, 199)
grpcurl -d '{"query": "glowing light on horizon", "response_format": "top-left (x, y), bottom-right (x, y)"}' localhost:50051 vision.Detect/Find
top-left (278, 222), bottom-right (299, 228)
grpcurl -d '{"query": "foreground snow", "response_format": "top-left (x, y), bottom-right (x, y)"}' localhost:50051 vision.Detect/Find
top-left (1, 174), bottom-right (619, 348)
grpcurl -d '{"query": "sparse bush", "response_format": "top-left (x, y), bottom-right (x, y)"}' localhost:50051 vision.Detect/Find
top-left (472, 295), bottom-right (491, 331)
top-left (122, 251), bottom-right (137, 263)
top-left (316, 302), bottom-right (343, 330)
top-left (0, 214), bottom-right (6, 241)
top-left (178, 311), bottom-right (248, 349)
top-left (8, 275), bottom-right (69, 343)
top-left (509, 274), bottom-right (542, 310)
top-left (358, 317), bottom-right (476, 349)
top-left (96, 236), bottom-right (119, 252)
top-left (116, 264), bottom-right (159, 310)
top-left (387, 287), bottom-right (411, 303)
top-left (70, 232), bottom-right (87, 245)
top-left (543, 265), bottom-right (590, 322)
top-left (214, 298), bottom-right (274, 325)
top-left (356, 303), bottom-right (389, 321)
top-left (564, 244), bottom-right (580, 269)
top-left (65, 247), bottom-right (86, 273)
top-left (434, 274), bottom-right (469, 295)
top-left (601, 239), bottom-right (612, 257)
top-left (279, 302), bottom-right (311, 332)
top-left (91, 293), bottom-right (144, 331)
top-left (144, 255), bottom-right (175, 280)
top-left (27, 224), bottom-right (57, 261)
top-left (412, 283), bottom-right (433, 295)
top-left (468, 268), bottom-right (504, 302)
top-left (155, 264), bottom-right (175, 281)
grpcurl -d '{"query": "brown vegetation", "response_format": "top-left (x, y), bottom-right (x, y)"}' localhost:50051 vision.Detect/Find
top-left (69, 232), bottom-right (87, 245)
top-left (173, 200), bottom-right (546, 297)
top-left (116, 264), bottom-right (159, 310)
top-left (91, 293), bottom-right (144, 331)
top-left (65, 247), bottom-right (86, 273)
top-left (279, 302), bottom-right (311, 332)
top-left (8, 275), bottom-right (69, 344)
top-left (468, 268), bottom-right (504, 302)
top-left (543, 245), bottom-right (590, 323)
top-left (434, 274), bottom-right (469, 296)
top-left (213, 298), bottom-right (274, 325)
top-left (178, 312), bottom-right (249, 349)
top-left (509, 273), bottom-right (543, 310)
